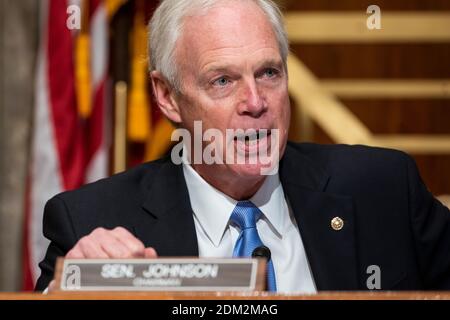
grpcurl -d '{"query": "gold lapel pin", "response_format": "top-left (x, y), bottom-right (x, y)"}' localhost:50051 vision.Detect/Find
top-left (331, 217), bottom-right (344, 231)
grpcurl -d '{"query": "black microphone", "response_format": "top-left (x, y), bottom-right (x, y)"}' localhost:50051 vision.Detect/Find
top-left (251, 245), bottom-right (271, 261)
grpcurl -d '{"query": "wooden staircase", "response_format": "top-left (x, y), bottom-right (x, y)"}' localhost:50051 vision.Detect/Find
top-left (282, 0), bottom-right (450, 195)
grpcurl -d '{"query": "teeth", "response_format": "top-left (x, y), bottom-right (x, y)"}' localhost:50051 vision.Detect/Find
top-left (258, 130), bottom-right (268, 139)
top-left (235, 130), bottom-right (270, 142)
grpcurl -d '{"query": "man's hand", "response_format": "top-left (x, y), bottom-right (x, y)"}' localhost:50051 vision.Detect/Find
top-left (66, 227), bottom-right (157, 259)
top-left (46, 227), bottom-right (157, 293)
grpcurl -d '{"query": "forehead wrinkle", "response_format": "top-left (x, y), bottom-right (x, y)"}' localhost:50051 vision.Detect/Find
top-left (174, 1), bottom-right (282, 87)
top-left (178, 2), bottom-right (277, 54)
top-left (199, 46), bottom-right (281, 73)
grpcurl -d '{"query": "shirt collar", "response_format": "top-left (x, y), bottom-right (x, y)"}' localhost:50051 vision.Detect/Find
top-left (249, 173), bottom-right (285, 238)
top-left (182, 162), bottom-right (236, 247)
top-left (182, 162), bottom-right (286, 247)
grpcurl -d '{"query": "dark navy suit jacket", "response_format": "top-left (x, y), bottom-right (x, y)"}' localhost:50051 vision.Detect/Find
top-left (35, 142), bottom-right (450, 291)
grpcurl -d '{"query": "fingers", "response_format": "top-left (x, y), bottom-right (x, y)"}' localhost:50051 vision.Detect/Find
top-left (66, 227), bottom-right (157, 259)
top-left (144, 247), bottom-right (158, 258)
top-left (77, 233), bottom-right (110, 258)
top-left (47, 280), bottom-right (56, 293)
top-left (99, 234), bottom-right (133, 258)
top-left (110, 227), bottom-right (146, 257)
top-left (66, 246), bottom-right (85, 259)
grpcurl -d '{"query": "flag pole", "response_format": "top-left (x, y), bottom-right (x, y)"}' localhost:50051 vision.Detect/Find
top-left (114, 81), bottom-right (127, 174)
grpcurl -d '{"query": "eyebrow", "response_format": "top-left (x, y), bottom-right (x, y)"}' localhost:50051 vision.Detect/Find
top-left (259, 59), bottom-right (283, 67)
top-left (203, 59), bottom-right (284, 75)
top-left (203, 65), bottom-right (237, 75)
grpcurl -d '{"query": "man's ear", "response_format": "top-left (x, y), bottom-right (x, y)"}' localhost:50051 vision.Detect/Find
top-left (150, 71), bottom-right (182, 124)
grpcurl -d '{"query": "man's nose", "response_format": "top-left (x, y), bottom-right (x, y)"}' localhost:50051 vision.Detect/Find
top-left (237, 79), bottom-right (267, 118)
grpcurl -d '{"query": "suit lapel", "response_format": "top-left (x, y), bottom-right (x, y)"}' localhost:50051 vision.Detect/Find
top-left (135, 159), bottom-right (199, 257)
top-left (133, 145), bottom-right (359, 289)
top-left (280, 145), bottom-right (359, 290)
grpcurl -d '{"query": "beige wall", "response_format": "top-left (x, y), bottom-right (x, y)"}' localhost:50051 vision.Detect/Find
top-left (0, 0), bottom-right (38, 291)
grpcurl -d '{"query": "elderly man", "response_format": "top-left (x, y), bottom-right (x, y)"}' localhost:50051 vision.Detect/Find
top-left (36, 0), bottom-right (450, 292)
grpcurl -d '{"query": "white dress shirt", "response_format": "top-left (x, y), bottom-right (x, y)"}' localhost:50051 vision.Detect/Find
top-left (182, 163), bottom-right (317, 293)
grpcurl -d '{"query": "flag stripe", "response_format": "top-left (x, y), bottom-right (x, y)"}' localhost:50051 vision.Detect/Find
top-left (22, 176), bottom-right (34, 291)
top-left (90, 0), bottom-right (101, 18)
top-left (24, 0), bottom-right (111, 289)
top-left (86, 0), bottom-right (109, 182)
top-left (87, 3), bottom-right (108, 174)
top-left (87, 81), bottom-right (106, 164)
top-left (28, 0), bottom-right (64, 286)
top-left (48, 0), bottom-right (86, 190)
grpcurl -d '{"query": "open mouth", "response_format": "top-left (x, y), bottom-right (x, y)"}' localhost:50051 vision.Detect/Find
top-left (233, 129), bottom-right (272, 145)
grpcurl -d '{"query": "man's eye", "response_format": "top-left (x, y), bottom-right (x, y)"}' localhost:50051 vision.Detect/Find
top-left (213, 77), bottom-right (230, 87)
top-left (263, 68), bottom-right (278, 78)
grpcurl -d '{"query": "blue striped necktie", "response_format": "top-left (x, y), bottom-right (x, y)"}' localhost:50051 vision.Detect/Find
top-left (230, 201), bottom-right (277, 292)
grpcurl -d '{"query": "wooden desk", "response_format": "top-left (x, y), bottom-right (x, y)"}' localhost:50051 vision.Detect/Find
top-left (0, 291), bottom-right (449, 300)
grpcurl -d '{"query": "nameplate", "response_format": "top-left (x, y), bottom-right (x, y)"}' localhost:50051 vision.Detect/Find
top-left (54, 258), bottom-right (266, 292)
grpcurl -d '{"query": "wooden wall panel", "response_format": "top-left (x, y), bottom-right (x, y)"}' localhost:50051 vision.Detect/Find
top-left (342, 100), bottom-right (450, 134)
top-left (280, 0), bottom-right (450, 11)
top-left (291, 44), bottom-right (450, 79)
top-left (0, 0), bottom-right (39, 291)
top-left (285, 1), bottom-right (450, 195)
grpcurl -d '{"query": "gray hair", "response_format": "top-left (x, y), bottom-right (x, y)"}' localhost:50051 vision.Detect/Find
top-left (148, 0), bottom-right (289, 92)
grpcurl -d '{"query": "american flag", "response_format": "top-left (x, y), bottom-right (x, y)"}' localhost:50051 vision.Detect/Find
top-left (23, 0), bottom-right (111, 290)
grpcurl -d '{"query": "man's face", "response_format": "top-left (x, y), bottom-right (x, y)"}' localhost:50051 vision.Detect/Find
top-left (173, 1), bottom-right (290, 181)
